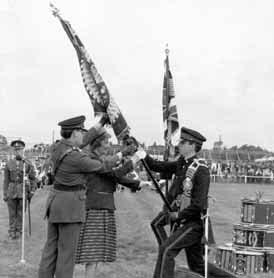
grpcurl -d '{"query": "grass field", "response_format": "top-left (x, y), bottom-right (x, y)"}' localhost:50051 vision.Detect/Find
top-left (0, 173), bottom-right (274, 278)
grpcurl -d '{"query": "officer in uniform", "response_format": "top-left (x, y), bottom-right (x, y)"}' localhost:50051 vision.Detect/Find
top-left (38, 115), bottom-right (143, 278)
top-left (3, 139), bottom-right (36, 239)
top-left (142, 127), bottom-right (213, 278)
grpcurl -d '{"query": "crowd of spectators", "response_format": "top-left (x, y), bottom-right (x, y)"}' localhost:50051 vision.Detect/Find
top-left (209, 160), bottom-right (274, 184)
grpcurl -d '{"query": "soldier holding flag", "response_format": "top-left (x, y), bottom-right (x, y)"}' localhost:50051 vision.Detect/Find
top-left (139, 127), bottom-right (211, 278)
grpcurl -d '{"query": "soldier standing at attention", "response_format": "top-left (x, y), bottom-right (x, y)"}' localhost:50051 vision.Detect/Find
top-left (3, 139), bottom-right (36, 239)
top-left (38, 115), bottom-right (144, 278)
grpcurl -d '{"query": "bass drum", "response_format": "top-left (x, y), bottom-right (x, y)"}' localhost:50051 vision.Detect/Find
top-left (232, 250), bottom-right (264, 275)
top-left (214, 245), bottom-right (234, 272)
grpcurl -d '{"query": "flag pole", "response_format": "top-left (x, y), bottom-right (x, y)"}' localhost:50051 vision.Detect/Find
top-left (204, 207), bottom-right (209, 278)
top-left (20, 155), bottom-right (26, 264)
top-left (164, 45), bottom-right (171, 198)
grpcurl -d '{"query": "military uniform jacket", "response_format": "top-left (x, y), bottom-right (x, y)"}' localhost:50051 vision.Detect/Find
top-left (144, 155), bottom-right (210, 223)
top-left (46, 127), bottom-right (135, 223)
top-left (3, 158), bottom-right (36, 199)
top-left (85, 151), bottom-right (140, 210)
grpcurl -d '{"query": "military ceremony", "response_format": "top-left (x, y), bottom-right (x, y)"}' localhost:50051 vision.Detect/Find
top-left (1, 1), bottom-right (274, 278)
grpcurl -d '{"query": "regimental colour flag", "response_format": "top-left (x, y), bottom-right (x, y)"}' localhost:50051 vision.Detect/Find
top-left (50, 3), bottom-right (130, 140)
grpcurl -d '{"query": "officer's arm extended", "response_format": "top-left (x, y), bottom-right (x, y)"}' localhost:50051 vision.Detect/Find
top-left (77, 152), bottom-right (135, 178)
top-left (144, 154), bottom-right (178, 175)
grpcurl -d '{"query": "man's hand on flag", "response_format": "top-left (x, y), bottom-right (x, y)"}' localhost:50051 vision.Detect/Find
top-left (131, 148), bottom-right (147, 165)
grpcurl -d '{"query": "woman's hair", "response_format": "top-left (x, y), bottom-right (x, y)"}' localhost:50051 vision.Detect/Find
top-left (89, 132), bottom-right (110, 152)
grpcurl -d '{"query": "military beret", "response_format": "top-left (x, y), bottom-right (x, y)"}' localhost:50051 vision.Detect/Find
top-left (58, 115), bottom-right (87, 131)
top-left (10, 139), bottom-right (25, 149)
top-left (180, 127), bottom-right (206, 145)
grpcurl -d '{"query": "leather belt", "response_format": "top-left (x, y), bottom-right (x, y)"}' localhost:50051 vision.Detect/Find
top-left (92, 191), bottom-right (113, 195)
top-left (54, 184), bottom-right (85, 191)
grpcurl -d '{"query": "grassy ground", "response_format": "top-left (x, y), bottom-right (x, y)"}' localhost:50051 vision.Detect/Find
top-left (0, 173), bottom-right (273, 278)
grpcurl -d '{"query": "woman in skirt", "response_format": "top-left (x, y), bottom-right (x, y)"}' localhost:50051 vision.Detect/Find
top-left (75, 127), bottom-right (142, 278)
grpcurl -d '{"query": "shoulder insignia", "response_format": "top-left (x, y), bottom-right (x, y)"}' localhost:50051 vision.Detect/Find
top-left (196, 158), bottom-right (208, 168)
top-left (72, 146), bottom-right (81, 152)
top-left (186, 158), bottom-right (207, 180)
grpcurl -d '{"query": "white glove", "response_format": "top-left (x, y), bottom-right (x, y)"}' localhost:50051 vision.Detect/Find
top-left (139, 181), bottom-right (149, 188)
top-left (131, 149), bottom-right (147, 165)
top-left (136, 149), bottom-right (147, 159)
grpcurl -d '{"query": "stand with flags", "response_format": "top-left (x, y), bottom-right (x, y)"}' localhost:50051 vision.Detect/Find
top-left (162, 46), bottom-right (179, 195)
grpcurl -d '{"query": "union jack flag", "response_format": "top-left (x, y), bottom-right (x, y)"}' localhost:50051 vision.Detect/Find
top-left (51, 4), bottom-right (130, 140)
top-left (162, 51), bottom-right (179, 144)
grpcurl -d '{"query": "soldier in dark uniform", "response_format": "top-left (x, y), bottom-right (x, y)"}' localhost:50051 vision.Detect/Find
top-left (38, 115), bottom-right (143, 278)
top-left (141, 127), bottom-right (212, 278)
top-left (3, 139), bottom-right (36, 239)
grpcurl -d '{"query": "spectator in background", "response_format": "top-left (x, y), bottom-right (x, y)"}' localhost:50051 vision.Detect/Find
top-left (3, 140), bottom-right (36, 239)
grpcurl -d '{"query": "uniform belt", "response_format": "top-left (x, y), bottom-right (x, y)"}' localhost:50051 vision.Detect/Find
top-left (92, 191), bottom-right (113, 195)
top-left (53, 184), bottom-right (85, 191)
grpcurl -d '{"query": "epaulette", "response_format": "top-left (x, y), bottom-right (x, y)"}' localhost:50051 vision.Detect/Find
top-left (196, 158), bottom-right (208, 168)
top-left (186, 158), bottom-right (208, 180)
top-left (72, 146), bottom-right (81, 152)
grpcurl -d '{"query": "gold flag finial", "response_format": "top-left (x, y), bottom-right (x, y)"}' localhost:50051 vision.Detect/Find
top-left (50, 2), bottom-right (61, 18)
top-left (165, 44), bottom-right (169, 56)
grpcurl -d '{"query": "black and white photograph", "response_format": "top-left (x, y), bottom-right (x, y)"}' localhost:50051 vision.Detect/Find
top-left (0, 0), bottom-right (274, 277)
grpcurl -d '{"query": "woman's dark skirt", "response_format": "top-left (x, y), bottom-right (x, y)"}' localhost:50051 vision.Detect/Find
top-left (75, 209), bottom-right (116, 264)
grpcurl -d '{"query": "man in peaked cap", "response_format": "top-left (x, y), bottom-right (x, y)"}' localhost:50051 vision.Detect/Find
top-left (129, 126), bottom-right (218, 278)
top-left (58, 115), bottom-right (88, 132)
top-left (38, 115), bottom-right (144, 278)
top-left (3, 139), bottom-right (36, 239)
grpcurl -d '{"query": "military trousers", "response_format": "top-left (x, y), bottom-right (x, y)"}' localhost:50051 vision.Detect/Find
top-left (151, 212), bottom-right (216, 247)
top-left (7, 198), bottom-right (23, 237)
top-left (153, 220), bottom-right (204, 278)
top-left (151, 211), bottom-right (169, 245)
top-left (38, 221), bottom-right (82, 278)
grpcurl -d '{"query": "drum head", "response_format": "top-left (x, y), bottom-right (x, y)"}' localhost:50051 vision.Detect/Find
top-left (217, 245), bottom-right (234, 251)
top-left (235, 250), bottom-right (263, 256)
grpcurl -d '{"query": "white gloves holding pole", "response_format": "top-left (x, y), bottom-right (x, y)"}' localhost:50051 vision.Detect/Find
top-left (131, 148), bottom-right (147, 165)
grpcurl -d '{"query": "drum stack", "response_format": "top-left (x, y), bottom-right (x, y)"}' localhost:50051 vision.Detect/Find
top-left (214, 198), bottom-right (274, 275)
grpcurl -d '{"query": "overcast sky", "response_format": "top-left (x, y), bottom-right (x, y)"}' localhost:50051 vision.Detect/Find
top-left (1, 0), bottom-right (274, 150)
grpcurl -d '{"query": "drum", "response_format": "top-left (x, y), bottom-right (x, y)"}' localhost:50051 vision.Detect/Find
top-left (214, 245), bottom-right (234, 271)
top-left (265, 251), bottom-right (274, 272)
top-left (233, 223), bottom-right (274, 249)
top-left (241, 198), bottom-right (274, 224)
top-left (232, 250), bottom-right (264, 275)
